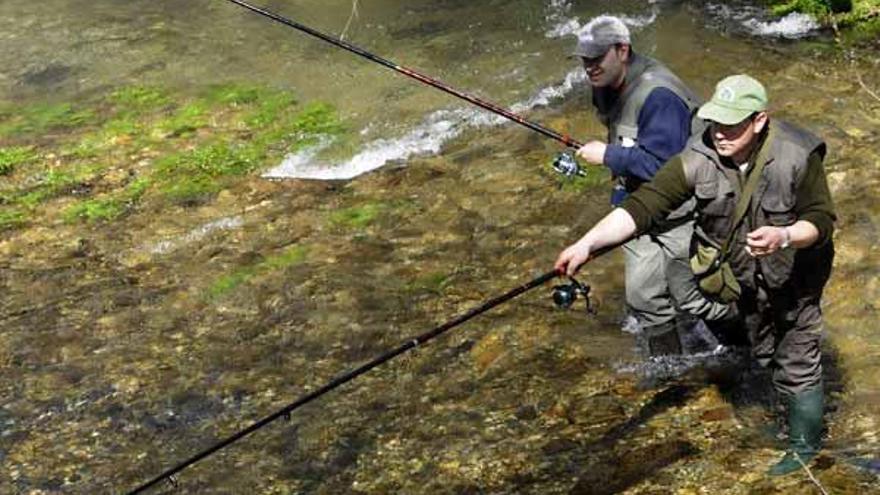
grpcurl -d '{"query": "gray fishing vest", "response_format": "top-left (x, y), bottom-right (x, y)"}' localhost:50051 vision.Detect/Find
top-left (593, 53), bottom-right (701, 219)
top-left (596, 54), bottom-right (701, 149)
top-left (683, 120), bottom-right (833, 292)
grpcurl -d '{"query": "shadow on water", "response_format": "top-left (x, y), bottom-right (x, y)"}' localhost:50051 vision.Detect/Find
top-left (595, 385), bottom-right (695, 447)
top-left (493, 384), bottom-right (699, 493)
top-left (565, 386), bottom-right (700, 495)
top-left (19, 63), bottom-right (75, 88)
top-left (568, 440), bottom-right (698, 495)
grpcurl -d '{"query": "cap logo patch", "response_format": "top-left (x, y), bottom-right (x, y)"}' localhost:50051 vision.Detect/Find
top-left (718, 86), bottom-right (736, 103)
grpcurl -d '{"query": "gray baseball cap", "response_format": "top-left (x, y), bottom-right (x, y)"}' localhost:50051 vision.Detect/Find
top-left (572, 15), bottom-right (631, 59)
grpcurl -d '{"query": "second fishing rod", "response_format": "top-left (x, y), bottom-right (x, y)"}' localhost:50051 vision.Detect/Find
top-left (223, 0), bottom-right (588, 177)
top-left (126, 240), bottom-right (618, 494)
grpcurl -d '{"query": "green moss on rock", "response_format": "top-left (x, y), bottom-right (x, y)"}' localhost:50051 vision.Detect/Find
top-left (0, 146), bottom-right (37, 175)
top-left (208, 244), bottom-right (308, 299)
top-left (329, 203), bottom-right (385, 229)
top-left (0, 102), bottom-right (95, 138)
top-left (63, 198), bottom-right (124, 223)
top-left (107, 86), bottom-right (171, 111)
top-left (0, 208), bottom-right (26, 230)
top-left (1, 82), bottom-right (346, 221)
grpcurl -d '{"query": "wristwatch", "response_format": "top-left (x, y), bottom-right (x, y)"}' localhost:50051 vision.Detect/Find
top-left (780, 226), bottom-right (791, 249)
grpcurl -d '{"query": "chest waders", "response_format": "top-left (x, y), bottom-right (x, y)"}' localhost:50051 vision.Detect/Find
top-left (683, 121), bottom-right (831, 476)
top-left (592, 54), bottom-right (709, 356)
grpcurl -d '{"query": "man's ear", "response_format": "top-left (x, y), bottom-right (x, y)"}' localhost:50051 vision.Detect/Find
top-left (752, 111), bottom-right (769, 134)
top-left (618, 43), bottom-right (631, 63)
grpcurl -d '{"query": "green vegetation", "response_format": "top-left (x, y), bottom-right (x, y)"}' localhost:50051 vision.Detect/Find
top-left (406, 271), bottom-right (453, 294)
top-left (160, 142), bottom-right (261, 177)
top-left (0, 208), bottom-right (26, 230)
top-left (329, 202), bottom-right (385, 229)
top-left (765, 0), bottom-right (880, 43)
top-left (11, 161), bottom-right (106, 211)
top-left (208, 244), bottom-right (308, 299)
top-left (0, 102), bottom-right (95, 138)
top-left (769, 0), bottom-right (851, 16)
top-left (0, 82), bottom-right (345, 230)
top-left (158, 175), bottom-right (219, 206)
top-left (840, 2), bottom-right (880, 44)
top-left (203, 83), bottom-right (267, 106)
top-left (62, 177), bottom-right (151, 223)
top-left (124, 176), bottom-right (152, 201)
top-left (156, 102), bottom-right (208, 138)
top-left (243, 90), bottom-right (298, 130)
top-left (155, 142), bottom-right (260, 205)
top-left (289, 102), bottom-right (342, 136)
top-left (63, 198), bottom-right (124, 223)
top-left (557, 166), bottom-right (610, 194)
top-left (107, 86), bottom-right (170, 111)
top-left (0, 146), bottom-right (37, 175)
top-left (19, 170), bottom-right (78, 208)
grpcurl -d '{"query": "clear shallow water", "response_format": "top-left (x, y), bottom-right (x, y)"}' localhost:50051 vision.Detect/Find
top-left (1, 0), bottom-right (879, 493)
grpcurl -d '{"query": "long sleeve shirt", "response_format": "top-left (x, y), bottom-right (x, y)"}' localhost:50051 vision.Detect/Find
top-left (621, 150), bottom-right (836, 246)
top-left (604, 87), bottom-right (692, 205)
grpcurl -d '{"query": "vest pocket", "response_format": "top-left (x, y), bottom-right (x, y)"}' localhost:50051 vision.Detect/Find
top-left (759, 188), bottom-right (797, 288)
top-left (760, 194), bottom-right (796, 226)
top-left (695, 178), bottom-right (734, 222)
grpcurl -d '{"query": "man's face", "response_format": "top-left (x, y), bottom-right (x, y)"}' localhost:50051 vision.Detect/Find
top-left (710, 112), bottom-right (768, 160)
top-left (582, 45), bottom-right (628, 89)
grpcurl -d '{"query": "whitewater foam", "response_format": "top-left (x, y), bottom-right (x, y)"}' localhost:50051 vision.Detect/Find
top-left (743, 12), bottom-right (820, 39)
top-left (265, 0), bottom-right (658, 181)
top-left (148, 216), bottom-right (245, 255)
top-left (263, 67), bottom-right (586, 180)
top-left (545, 10), bottom-right (658, 38)
top-left (706, 3), bottom-right (820, 39)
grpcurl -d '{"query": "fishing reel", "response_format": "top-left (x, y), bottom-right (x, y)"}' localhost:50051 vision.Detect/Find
top-left (551, 151), bottom-right (586, 178)
top-left (551, 276), bottom-right (597, 314)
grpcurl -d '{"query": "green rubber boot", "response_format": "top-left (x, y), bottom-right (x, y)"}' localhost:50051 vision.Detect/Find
top-left (768, 386), bottom-right (824, 476)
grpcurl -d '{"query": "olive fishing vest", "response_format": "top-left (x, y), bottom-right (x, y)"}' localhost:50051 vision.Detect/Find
top-left (592, 53), bottom-right (701, 219)
top-left (682, 120), bottom-right (833, 292)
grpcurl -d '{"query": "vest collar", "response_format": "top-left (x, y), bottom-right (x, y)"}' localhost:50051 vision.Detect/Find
top-left (621, 52), bottom-right (651, 93)
top-left (690, 120), bottom-right (776, 170)
top-left (592, 52), bottom-right (653, 115)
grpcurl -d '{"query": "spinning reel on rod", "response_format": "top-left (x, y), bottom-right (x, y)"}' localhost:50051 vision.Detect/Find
top-left (551, 276), bottom-right (597, 314)
top-left (551, 150), bottom-right (587, 178)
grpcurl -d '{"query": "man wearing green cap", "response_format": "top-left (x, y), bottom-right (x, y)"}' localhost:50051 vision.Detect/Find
top-left (555, 74), bottom-right (836, 475)
top-left (571, 15), bottom-right (731, 357)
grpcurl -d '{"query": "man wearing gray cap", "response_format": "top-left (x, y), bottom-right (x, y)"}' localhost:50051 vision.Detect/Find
top-left (555, 74), bottom-right (836, 476)
top-left (570, 15), bottom-right (729, 357)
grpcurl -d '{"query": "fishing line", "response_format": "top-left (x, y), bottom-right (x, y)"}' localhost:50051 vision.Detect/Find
top-left (127, 269), bottom-right (562, 494)
top-left (222, 0), bottom-right (585, 149)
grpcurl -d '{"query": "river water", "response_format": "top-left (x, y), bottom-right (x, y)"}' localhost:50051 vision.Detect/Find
top-left (1, 0), bottom-right (879, 493)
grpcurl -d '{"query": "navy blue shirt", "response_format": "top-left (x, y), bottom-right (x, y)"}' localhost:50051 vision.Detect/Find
top-left (603, 87), bottom-right (691, 205)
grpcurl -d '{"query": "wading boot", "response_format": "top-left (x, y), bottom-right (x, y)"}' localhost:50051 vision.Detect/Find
top-left (644, 321), bottom-right (683, 357)
top-left (704, 304), bottom-right (748, 348)
top-left (768, 386), bottom-right (824, 476)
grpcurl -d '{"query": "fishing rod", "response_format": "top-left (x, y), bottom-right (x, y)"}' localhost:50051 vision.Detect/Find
top-left (128, 268), bottom-right (565, 494)
top-left (126, 240), bottom-right (621, 493)
top-left (222, 0), bottom-right (586, 155)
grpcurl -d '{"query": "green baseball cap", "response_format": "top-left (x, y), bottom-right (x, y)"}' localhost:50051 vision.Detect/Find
top-left (697, 74), bottom-right (768, 125)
